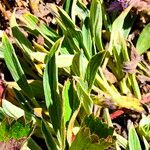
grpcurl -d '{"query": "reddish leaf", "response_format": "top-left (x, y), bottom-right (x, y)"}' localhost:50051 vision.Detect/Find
top-left (110, 109), bottom-right (126, 120)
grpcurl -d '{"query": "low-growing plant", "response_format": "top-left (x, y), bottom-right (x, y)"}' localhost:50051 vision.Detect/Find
top-left (0, 0), bottom-right (150, 149)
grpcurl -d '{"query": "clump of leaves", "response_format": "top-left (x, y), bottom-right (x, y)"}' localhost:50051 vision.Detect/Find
top-left (0, 0), bottom-right (150, 149)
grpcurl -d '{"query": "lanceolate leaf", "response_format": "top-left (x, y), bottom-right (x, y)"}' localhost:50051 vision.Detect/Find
top-left (74, 77), bottom-right (93, 114)
top-left (43, 38), bottom-right (63, 133)
top-left (21, 13), bottom-right (59, 45)
top-left (2, 33), bottom-right (38, 106)
top-left (82, 17), bottom-right (92, 57)
top-left (90, 0), bottom-right (103, 50)
top-left (72, 51), bottom-right (88, 79)
top-left (136, 23), bottom-right (150, 54)
top-left (62, 80), bottom-right (72, 124)
top-left (10, 11), bottom-right (34, 54)
top-left (41, 120), bottom-right (59, 150)
top-left (50, 4), bottom-right (90, 59)
top-left (84, 51), bottom-right (107, 91)
top-left (128, 123), bottom-right (142, 150)
top-left (10, 11), bottom-right (39, 77)
top-left (108, 5), bottom-right (132, 53)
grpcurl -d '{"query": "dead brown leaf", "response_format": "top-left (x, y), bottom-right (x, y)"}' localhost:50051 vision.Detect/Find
top-left (103, 69), bottom-right (117, 84)
top-left (123, 41), bottom-right (142, 74)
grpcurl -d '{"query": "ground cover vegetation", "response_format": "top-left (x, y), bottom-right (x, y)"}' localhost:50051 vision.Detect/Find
top-left (0, 0), bottom-right (150, 149)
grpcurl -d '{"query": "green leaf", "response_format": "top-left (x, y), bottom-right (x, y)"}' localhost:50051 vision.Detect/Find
top-left (138, 115), bottom-right (150, 141)
top-left (108, 6), bottom-right (132, 54)
top-left (82, 17), bottom-right (92, 57)
top-left (10, 11), bottom-right (34, 54)
top-left (72, 51), bottom-right (88, 79)
top-left (136, 23), bottom-right (150, 54)
top-left (13, 88), bottom-right (33, 112)
top-left (90, 0), bottom-right (103, 50)
top-left (24, 138), bottom-right (42, 150)
top-left (64, 0), bottom-right (73, 14)
top-left (74, 77), bottom-right (93, 114)
top-left (50, 4), bottom-right (90, 59)
top-left (72, 1), bottom-right (89, 22)
top-left (43, 38), bottom-right (62, 108)
top-left (84, 115), bottom-right (114, 138)
top-left (70, 115), bottom-right (115, 150)
top-left (10, 11), bottom-right (40, 78)
top-left (84, 51), bottom-right (106, 91)
top-left (43, 38), bottom-right (63, 134)
top-left (142, 136), bottom-right (150, 150)
top-left (128, 123), bottom-right (142, 150)
top-left (50, 4), bottom-right (76, 30)
top-left (62, 80), bottom-right (72, 124)
top-left (21, 13), bottom-right (59, 45)
top-left (2, 33), bottom-right (38, 106)
top-left (41, 120), bottom-right (59, 150)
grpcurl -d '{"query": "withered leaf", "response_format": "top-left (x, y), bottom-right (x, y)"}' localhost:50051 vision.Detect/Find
top-left (130, 0), bottom-right (150, 12)
top-left (123, 41), bottom-right (142, 74)
top-left (103, 69), bottom-right (117, 84)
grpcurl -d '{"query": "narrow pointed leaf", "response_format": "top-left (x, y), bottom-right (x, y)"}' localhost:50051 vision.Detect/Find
top-left (128, 123), bottom-right (142, 150)
top-left (74, 77), bottom-right (93, 114)
top-left (136, 23), bottom-right (150, 54)
top-left (43, 38), bottom-right (63, 133)
top-left (90, 0), bottom-right (103, 50)
top-left (62, 80), bottom-right (72, 124)
top-left (85, 51), bottom-right (106, 91)
top-left (2, 33), bottom-right (38, 106)
top-left (72, 51), bottom-right (88, 79)
top-left (41, 120), bottom-right (59, 150)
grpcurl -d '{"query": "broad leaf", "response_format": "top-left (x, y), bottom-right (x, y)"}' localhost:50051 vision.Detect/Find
top-left (70, 115), bottom-right (115, 150)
